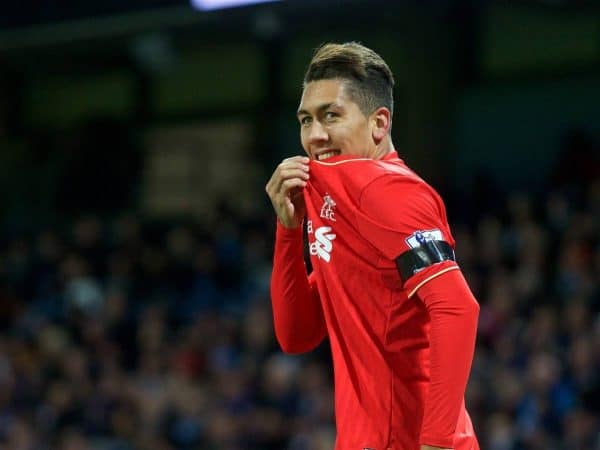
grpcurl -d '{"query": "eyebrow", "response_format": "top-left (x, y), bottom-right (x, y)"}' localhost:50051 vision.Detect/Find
top-left (296, 102), bottom-right (341, 117)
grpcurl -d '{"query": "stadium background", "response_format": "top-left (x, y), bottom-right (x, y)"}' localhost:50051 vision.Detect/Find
top-left (0, 1), bottom-right (598, 449)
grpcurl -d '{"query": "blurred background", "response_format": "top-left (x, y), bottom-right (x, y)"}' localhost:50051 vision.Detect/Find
top-left (0, 0), bottom-right (598, 449)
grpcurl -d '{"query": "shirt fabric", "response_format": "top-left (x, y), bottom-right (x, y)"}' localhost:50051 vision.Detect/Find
top-left (271, 151), bottom-right (479, 450)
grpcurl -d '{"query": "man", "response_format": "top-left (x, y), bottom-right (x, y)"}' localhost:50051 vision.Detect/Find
top-left (265, 42), bottom-right (479, 450)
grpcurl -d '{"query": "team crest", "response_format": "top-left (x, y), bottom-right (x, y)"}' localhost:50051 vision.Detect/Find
top-left (320, 194), bottom-right (337, 222)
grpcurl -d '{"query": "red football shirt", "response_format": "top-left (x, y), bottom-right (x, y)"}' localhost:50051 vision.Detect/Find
top-left (271, 151), bottom-right (479, 450)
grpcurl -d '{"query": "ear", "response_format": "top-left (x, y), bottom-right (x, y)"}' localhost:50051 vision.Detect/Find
top-left (371, 107), bottom-right (391, 144)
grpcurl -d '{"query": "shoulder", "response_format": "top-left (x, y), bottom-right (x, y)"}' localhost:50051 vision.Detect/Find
top-left (360, 168), bottom-right (438, 203)
top-left (357, 164), bottom-right (446, 231)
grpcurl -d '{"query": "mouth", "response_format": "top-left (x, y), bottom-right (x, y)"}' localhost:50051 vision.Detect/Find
top-left (315, 150), bottom-right (341, 161)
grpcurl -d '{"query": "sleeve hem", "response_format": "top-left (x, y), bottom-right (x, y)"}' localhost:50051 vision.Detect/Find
top-left (407, 266), bottom-right (460, 299)
top-left (276, 220), bottom-right (303, 239)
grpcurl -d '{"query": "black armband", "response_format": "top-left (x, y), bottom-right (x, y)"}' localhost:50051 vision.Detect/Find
top-left (395, 240), bottom-right (455, 282)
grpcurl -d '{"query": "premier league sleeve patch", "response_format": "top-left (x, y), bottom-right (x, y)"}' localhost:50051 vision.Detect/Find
top-left (396, 229), bottom-right (455, 282)
top-left (405, 229), bottom-right (443, 249)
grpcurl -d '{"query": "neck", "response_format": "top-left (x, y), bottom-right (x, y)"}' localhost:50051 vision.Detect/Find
top-left (373, 138), bottom-right (394, 159)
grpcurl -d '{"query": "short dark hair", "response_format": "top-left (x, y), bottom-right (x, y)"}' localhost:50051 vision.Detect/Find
top-left (303, 42), bottom-right (395, 116)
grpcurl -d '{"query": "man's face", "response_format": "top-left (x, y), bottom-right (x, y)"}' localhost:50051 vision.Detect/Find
top-left (297, 79), bottom-right (376, 161)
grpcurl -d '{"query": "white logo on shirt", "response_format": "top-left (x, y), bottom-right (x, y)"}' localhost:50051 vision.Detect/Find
top-left (405, 229), bottom-right (443, 249)
top-left (309, 225), bottom-right (336, 263)
top-left (319, 194), bottom-right (337, 222)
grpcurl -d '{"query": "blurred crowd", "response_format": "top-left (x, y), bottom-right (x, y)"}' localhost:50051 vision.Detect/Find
top-left (0, 139), bottom-right (598, 450)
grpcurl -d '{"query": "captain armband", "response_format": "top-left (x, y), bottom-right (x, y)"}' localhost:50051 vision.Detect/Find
top-left (394, 232), bottom-right (456, 282)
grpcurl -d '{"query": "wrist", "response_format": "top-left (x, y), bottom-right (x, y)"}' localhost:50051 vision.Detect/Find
top-left (276, 219), bottom-right (303, 237)
top-left (277, 217), bottom-right (301, 229)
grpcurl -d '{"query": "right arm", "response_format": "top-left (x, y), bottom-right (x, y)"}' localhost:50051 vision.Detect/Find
top-left (271, 222), bottom-right (326, 353)
top-left (266, 156), bottom-right (326, 353)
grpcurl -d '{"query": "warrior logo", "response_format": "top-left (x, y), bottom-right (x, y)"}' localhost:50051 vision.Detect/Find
top-left (309, 226), bottom-right (336, 262)
top-left (319, 194), bottom-right (337, 222)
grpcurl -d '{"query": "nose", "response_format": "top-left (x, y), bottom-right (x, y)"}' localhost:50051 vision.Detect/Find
top-left (308, 120), bottom-right (329, 144)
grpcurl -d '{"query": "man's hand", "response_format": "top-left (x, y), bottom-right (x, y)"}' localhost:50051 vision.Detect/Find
top-left (421, 446), bottom-right (452, 450)
top-left (265, 156), bottom-right (310, 229)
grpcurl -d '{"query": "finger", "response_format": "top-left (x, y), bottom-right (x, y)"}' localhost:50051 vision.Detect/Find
top-left (266, 157), bottom-right (310, 197)
top-left (278, 161), bottom-right (310, 175)
top-left (282, 155), bottom-right (310, 165)
top-left (272, 170), bottom-right (309, 194)
top-left (277, 184), bottom-right (306, 226)
top-left (279, 168), bottom-right (310, 181)
top-left (279, 178), bottom-right (307, 195)
top-left (266, 173), bottom-right (306, 199)
top-left (268, 177), bottom-right (306, 208)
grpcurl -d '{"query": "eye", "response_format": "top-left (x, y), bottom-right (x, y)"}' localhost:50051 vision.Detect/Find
top-left (300, 116), bottom-right (312, 126)
top-left (324, 111), bottom-right (338, 121)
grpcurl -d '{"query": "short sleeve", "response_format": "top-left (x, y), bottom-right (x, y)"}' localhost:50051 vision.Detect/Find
top-left (356, 175), bottom-right (458, 296)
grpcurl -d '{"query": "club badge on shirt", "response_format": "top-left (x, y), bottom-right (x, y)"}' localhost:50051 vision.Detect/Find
top-left (320, 193), bottom-right (337, 222)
